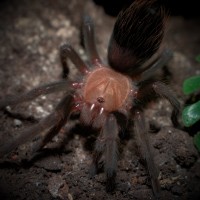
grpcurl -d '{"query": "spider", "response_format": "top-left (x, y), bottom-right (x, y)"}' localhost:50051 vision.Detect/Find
top-left (0, 0), bottom-right (180, 197)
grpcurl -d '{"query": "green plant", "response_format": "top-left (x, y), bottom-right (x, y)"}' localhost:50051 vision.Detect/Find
top-left (182, 75), bottom-right (200, 152)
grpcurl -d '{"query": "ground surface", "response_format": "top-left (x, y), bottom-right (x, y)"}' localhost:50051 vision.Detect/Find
top-left (0, 0), bottom-right (200, 199)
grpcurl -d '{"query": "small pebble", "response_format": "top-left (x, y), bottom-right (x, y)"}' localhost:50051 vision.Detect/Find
top-left (14, 119), bottom-right (22, 127)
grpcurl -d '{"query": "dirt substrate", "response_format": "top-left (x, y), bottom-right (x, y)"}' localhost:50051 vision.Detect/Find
top-left (0, 0), bottom-right (200, 199)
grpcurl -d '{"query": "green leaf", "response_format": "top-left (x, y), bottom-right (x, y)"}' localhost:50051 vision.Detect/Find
top-left (183, 75), bottom-right (200, 95)
top-left (182, 101), bottom-right (200, 127)
top-left (194, 132), bottom-right (200, 152)
top-left (195, 54), bottom-right (200, 63)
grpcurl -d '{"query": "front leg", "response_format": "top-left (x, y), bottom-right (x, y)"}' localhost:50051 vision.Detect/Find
top-left (104, 114), bottom-right (119, 192)
top-left (30, 93), bottom-right (74, 155)
top-left (90, 114), bottom-right (119, 192)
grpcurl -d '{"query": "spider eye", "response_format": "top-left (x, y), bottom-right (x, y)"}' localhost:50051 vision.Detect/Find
top-left (97, 97), bottom-right (105, 103)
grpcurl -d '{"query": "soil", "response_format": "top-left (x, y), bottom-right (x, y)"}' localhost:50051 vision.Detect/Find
top-left (0, 0), bottom-right (200, 200)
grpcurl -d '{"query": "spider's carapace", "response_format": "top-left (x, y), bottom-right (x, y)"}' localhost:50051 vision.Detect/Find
top-left (83, 67), bottom-right (132, 112)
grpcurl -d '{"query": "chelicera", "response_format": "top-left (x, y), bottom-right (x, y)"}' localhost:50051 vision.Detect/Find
top-left (0, 0), bottom-right (180, 197)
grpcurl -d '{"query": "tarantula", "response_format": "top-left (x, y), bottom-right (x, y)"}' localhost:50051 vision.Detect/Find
top-left (0, 0), bottom-right (180, 197)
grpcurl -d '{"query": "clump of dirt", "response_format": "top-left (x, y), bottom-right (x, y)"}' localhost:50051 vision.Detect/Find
top-left (0, 0), bottom-right (200, 199)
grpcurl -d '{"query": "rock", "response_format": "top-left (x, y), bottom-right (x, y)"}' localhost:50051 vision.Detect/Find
top-left (153, 127), bottom-right (198, 168)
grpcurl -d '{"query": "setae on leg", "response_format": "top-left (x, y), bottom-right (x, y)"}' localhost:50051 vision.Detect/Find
top-left (60, 43), bottom-right (89, 77)
top-left (133, 110), bottom-right (160, 198)
top-left (0, 94), bottom-right (74, 157)
top-left (0, 80), bottom-right (71, 110)
top-left (82, 15), bottom-right (102, 66)
top-left (90, 114), bottom-right (119, 192)
top-left (152, 81), bottom-right (180, 127)
top-left (139, 49), bottom-right (173, 81)
top-left (104, 114), bottom-right (119, 192)
top-left (135, 80), bottom-right (180, 127)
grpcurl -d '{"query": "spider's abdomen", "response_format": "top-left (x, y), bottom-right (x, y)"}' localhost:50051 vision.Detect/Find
top-left (83, 67), bottom-right (131, 112)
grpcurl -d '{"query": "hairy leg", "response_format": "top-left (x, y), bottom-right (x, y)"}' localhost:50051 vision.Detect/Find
top-left (0, 94), bottom-right (74, 157)
top-left (152, 81), bottom-right (180, 127)
top-left (104, 114), bottom-right (119, 192)
top-left (133, 110), bottom-right (160, 198)
top-left (91, 114), bottom-right (119, 191)
top-left (0, 80), bottom-right (71, 109)
top-left (60, 43), bottom-right (89, 77)
top-left (89, 136), bottom-right (104, 177)
top-left (83, 16), bottom-right (102, 66)
top-left (139, 49), bottom-right (173, 81)
top-left (30, 94), bottom-right (74, 154)
top-left (135, 80), bottom-right (180, 127)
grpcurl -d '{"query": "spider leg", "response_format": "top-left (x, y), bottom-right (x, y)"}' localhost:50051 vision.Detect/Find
top-left (60, 43), bottom-right (89, 77)
top-left (94, 114), bottom-right (119, 192)
top-left (90, 114), bottom-right (119, 192)
top-left (0, 80), bottom-right (71, 109)
top-left (83, 15), bottom-right (102, 66)
top-left (89, 138), bottom-right (104, 177)
top-left (30, 98), bottom-right (74, 154)
top-left (35, 117), bottom-right (68, 152)
top-left (104, 114), bottom-right (119, 192)
top-left (135, 80), bottom-right (180, 127)
top-left (139, 49), bottom-right (173, 81)
top-left (152, 81), bottom-right (180, 127)
top-left (0, 94), bottom-right (74, 157)
top-left (133, 110), bottom-right (160, 198)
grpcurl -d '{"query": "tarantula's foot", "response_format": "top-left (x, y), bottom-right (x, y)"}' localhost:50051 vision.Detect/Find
top-left (89, 164), bottom-right (97, 178)
top-left (89, 159), bottom-right (104, 178)
top-left (106, 174), bottom-right (116, 192)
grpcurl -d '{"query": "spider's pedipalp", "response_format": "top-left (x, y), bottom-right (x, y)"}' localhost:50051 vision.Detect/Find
top-left (91, 114), bottom-right (119, 192)
top-left (104, 114), bottom-right (119, 192)
top-left (92, 108), bottom-right (105, 128)
top-left (79, 102), bottom-right (106, 129)
top-left (82, 15), bottom-right (102, 66)
top-left (79, 103), bottom-right (93, 125)
top-left (60, 43), bottom-right (89, 76)
top-left (89, 132), bottom-right (105, 177)
top-left (0, 94), bottom-right (74, 157)
top-left (0, 80), bottom-right (71, 110)
top-left (133, 110), bottom-right (160, 198)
